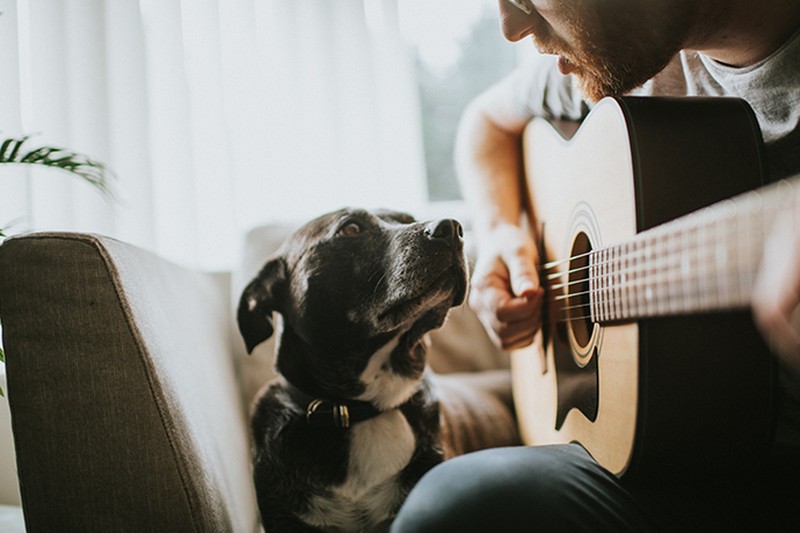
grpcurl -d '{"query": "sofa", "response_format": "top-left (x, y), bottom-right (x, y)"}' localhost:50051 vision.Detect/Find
top-left (0, 225), bottom-right (504, 532)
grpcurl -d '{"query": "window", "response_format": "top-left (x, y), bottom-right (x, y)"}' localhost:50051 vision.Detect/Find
top-left (400, 0), bottom-right (523, 202)
top-left (1, 0), bottom-right (531, 270)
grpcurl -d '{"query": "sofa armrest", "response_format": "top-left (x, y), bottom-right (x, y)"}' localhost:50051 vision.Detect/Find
top-left (0, 233), bottom-right (259, 532)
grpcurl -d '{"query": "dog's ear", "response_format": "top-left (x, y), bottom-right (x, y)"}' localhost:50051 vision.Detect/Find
top-left (374, 209), bottom-right (416, 225)
top-left (237, 258), bottom-right (287, 354)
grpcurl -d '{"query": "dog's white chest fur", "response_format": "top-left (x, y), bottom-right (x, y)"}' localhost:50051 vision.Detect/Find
top-left (301, 409), bottom-right (416, 530)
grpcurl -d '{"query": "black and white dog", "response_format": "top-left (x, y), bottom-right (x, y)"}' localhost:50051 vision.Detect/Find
top-left (238, 208), bottom-right (519, 532)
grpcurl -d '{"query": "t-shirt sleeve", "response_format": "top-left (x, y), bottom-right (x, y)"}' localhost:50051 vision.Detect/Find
top-left (506, 54), bottom-right (591, 124)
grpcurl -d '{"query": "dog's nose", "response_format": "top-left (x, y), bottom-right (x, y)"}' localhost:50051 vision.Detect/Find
top-left (425, 219), bottom-right (464, 243)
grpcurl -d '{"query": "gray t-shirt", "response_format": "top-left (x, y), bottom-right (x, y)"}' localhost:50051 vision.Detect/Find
top-left (508, 29), bottom-right (800, 451)
top-left (640, 29), bottom-right (800, 181)
top-left (512, 28), bottom-right (800, 179)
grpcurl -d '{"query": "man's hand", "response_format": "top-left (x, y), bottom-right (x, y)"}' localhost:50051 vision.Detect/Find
top-left (752, 211), bottom-right (800, 376)
top-left (470, 223), bottom-right (544, 350)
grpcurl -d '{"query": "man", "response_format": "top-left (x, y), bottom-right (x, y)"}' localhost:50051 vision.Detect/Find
top-left (391, 0), bottom-right (800, 530)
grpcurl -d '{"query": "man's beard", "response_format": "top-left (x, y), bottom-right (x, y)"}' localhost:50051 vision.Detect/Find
top-left (557, 41), bottom-right (677, 102)
top-left (533, 3), bottom-right (693, 102)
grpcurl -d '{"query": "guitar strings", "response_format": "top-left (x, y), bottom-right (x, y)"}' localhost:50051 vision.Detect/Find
top-left (529, 180), bottom-right (799, 326)
top-left (536, 220), bottom-right (764, 278)
top-left (538, 231), bottom-right (766, 325)
top-left (541, 240), bottom-right (763, 295)
top-left (547, 265), bottom-right (762, 323)
top-left (534, 184), bottom-right (796, 279)
top-left (533, 211), bottom-right (769, 288)
top-left (548, 255), bottom-right (762, 316)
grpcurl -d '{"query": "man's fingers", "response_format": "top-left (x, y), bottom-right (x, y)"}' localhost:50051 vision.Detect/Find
top-left (468, 225), bottom-right (544, 350)
top-left (471, 291), bottom-right (542, 351)
top-left (496, 309), bottom-right (542, 350)
top-left (496, 289), bottom-right (543, 322)
top-left (504, 246), bottom-right (540, 297)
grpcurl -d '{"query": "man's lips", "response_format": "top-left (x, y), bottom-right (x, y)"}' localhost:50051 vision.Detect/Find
top-left (557, 55), bottom-right (577, 75)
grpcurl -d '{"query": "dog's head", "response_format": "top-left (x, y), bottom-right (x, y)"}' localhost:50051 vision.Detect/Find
top-left (238, 208), bottom-right (467, 408)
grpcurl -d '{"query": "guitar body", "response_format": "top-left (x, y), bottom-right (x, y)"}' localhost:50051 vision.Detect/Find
top-left (512, 97), bottom-right (775, 480)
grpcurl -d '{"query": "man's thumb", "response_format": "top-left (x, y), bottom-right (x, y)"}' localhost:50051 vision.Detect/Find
top-left (507, 255), bottom-right (539, 297)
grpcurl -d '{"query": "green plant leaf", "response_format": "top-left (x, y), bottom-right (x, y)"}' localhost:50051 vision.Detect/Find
top-left (0, 138), bottom-right (15, 161)
top-left (0, 136), bottom-right (114, 198)
top-left (6, 136), bottom-right (29, 162)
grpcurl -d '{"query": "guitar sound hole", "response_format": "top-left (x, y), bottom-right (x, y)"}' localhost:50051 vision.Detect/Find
top-left (569, 232), bottom-right (593, 349)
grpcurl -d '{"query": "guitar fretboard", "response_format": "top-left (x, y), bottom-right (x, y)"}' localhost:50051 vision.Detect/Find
top-left (588, 177), bottom-right (800, 323)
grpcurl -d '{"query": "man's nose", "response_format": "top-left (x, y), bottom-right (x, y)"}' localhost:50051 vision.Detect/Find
top-left (498, 0), bottom-right (537, 42)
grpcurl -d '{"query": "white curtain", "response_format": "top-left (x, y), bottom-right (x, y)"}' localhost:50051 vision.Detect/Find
top-left (0, 0), bottom-right (427, 271)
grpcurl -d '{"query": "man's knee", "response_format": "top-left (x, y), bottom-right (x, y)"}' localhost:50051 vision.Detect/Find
top-left (391, 444), bottom-right (598, 532)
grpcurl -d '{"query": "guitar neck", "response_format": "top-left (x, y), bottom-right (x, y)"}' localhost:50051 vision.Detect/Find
top-left (589, 176), bottom-right (800, 322)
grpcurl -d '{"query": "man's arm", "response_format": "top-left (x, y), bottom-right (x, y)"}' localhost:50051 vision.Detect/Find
top-left (455, 76), bottom-right (542, 350)
top-left (455, 57), bottom-right (588, 350)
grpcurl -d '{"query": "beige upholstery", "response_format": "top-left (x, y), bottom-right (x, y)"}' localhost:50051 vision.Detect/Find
top-left (0, 227), bottom-right (504, 532)
top-left (0, 233), bottom-right (259, 533)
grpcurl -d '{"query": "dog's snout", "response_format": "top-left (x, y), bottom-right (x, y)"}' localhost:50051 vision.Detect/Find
top-left (425, 219), bottom-right (463, 243)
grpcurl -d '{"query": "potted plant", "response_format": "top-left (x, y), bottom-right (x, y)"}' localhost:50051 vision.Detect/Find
top-left (0, 135), bottom-right (113, 396)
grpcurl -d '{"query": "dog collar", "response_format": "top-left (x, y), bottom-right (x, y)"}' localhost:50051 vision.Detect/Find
top-left (287, 385), bottom-right (382, 429)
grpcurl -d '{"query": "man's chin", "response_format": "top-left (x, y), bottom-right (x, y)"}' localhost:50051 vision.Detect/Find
top-left (576, 73), bottom-right (619, 103)
top-left (576, 69), bottom-right (650, 103)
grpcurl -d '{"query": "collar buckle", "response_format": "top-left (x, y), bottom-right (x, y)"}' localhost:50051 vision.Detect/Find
top-left (306, 398), bottom-right (351, 428)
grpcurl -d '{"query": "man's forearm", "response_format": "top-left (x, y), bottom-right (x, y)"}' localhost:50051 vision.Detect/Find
top-left (455, 97), bottom-right (528, 244)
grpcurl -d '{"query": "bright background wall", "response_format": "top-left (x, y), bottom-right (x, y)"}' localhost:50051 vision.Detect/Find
top-left (0, 0), bottom-right (531, 271)
top-left (0, 0), bottom-right (534, 507)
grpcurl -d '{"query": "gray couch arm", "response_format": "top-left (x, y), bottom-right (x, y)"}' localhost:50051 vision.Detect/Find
top-left (0, 233), bottom-right (259, 533)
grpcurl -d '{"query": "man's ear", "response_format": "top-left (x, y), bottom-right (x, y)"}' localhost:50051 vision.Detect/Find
top-left (237, 258), bottom-right (287, 354)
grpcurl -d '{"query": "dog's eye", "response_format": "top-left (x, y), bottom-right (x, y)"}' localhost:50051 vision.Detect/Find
top-left (337, 221), bottom-right (362, 237)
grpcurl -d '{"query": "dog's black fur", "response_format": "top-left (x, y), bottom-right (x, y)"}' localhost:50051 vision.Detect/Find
top-left (238, 208), bottom-right (518, 532)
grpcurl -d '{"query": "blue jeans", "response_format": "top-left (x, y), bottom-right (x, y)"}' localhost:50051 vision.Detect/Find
top-left (391, 444), bottom-right (797, 532)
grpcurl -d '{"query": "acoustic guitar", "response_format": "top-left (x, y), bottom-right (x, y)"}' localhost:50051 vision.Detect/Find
top-left (512, 96), bottom-right (798, 480)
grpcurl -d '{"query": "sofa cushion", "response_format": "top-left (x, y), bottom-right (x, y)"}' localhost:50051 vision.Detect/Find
top-left (0, 233), bottom-right (260, 532)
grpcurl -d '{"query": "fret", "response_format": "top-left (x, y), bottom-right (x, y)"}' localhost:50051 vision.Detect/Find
top-left (605, 247), bottom-right (613, 321)
top-left (635, 238), bottom-right (646, 318)
top-left (612, 246), bottom-right (620, 321)
top-left (735, 202), bottom-right (749, 306)
top-left (658, 230), bottom-right (669, 315)
top-left (608, 246), bottom-right (616, 321)
top-left (579, 174), bottom-right (799, 325)
top-left (713, 210), bottom-right (726, 308)
top-left (596, 249), bottom-right (603, 322)
top-left (613, 246), bottom-right (622, 320)
top-left (679, 223), bottom-right (691, 313)
top-left (718, 202), bottom-right (732, 307)
top-left (683, 212), bottom-right (700, 312)
top-left (589, 251), bottom-right (596, 322)
top-left (733, 207), bottom-right (743, 305)
top-left (698, 214), bottom-right (713, 312)
top-left (622, 241), bottom-right (631, 320)
top-left (737, 198), bottom-right (752, 303)
top-left (744, 189), bottom-right (765, 305)
top-left (656, 231), bottom-right (668, 316)
top-left (603, 248), bottom-right (611, 320)
top-left (667, 227), bottom-right (682, 314)
top-left (645, 234), bottom-right (655, 317)
top-left (592, 251), bottom-right (605, 322)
